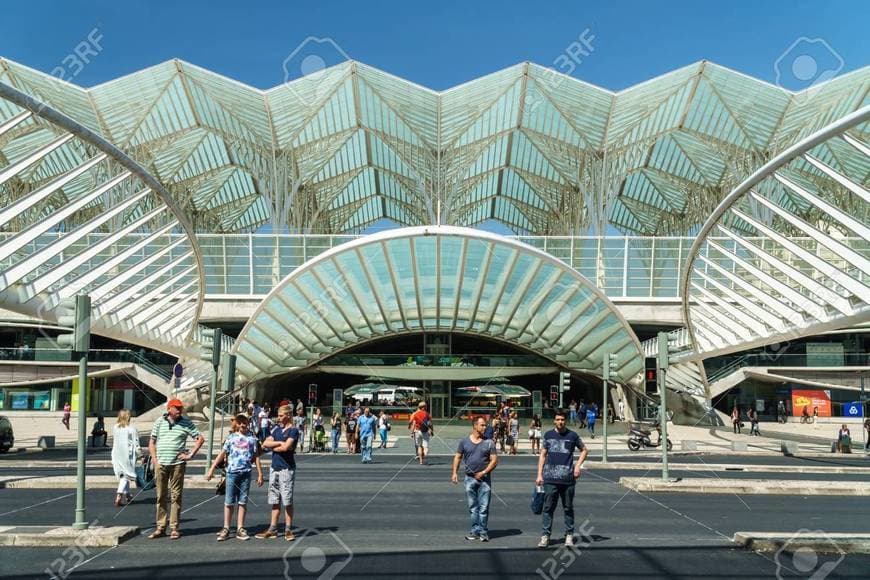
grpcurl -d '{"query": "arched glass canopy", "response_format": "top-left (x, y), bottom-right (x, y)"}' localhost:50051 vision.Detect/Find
top-left (233, 226), bottom-right (644, 384)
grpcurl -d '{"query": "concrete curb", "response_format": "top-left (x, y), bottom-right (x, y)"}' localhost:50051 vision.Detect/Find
top-left (0, 476), bottom-right (218, 490)
top-left (619, 477), bottom-right (870, 496)
top-left (734, 531), bottom-right (870, 554)
top-left (0, 526), bottom-right (139, 547)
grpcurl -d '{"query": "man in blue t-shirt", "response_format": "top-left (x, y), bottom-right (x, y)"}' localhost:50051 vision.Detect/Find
top-left (535, 408), bottom-right (588, 549)
top-left (452, 416), bottom-right (498, 542)
top-left (357, 407), bottom-right (377, 464)
top-left (256, 405), bottom-right (299, 541)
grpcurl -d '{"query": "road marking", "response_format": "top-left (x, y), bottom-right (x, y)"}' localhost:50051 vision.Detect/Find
top-left (0, 491), bottom-right (75, 517)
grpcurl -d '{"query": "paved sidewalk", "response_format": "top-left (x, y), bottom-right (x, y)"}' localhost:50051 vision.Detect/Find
top-left (3, 413), bottom-right (867, 457)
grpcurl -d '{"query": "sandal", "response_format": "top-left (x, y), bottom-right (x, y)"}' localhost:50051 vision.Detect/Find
top-left (169, 529), bottom-right (182, 540)
top-left (147, 529), bottom-right (165, 539)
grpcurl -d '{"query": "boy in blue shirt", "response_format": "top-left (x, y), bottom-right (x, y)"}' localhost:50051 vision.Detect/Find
top-left (357, 407), bottom-right (378, 463)
top-left (206, 414), bottom-right (263, 541)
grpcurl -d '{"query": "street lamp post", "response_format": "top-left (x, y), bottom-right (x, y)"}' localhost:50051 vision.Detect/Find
top-left (657, 332), bottom-right (670, 481)
top-left (58, 294), bottom-right (91, 530)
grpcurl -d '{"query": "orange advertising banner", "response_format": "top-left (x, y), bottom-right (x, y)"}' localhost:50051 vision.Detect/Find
top-left (791, 389), bottom-right (832, 417)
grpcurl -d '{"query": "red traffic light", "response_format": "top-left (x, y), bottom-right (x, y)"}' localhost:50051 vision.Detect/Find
top-left (646, 369), bottom-right (657, 382)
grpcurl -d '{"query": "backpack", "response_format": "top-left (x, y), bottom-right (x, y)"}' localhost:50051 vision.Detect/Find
top-left (419, 415), bottom-right (432, 434)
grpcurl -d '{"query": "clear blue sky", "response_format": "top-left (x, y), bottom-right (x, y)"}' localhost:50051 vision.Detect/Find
top-left (0, 0), bottom-right (866, 90)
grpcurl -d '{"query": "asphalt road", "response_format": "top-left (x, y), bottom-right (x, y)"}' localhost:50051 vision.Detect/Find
top-left (1, 455), bottom-right (869, 579)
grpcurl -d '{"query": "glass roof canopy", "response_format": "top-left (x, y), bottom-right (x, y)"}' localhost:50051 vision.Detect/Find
top-left (232, 226), bottom-right (645, 385)
top-left (0, 58), bottom-right (866, 235)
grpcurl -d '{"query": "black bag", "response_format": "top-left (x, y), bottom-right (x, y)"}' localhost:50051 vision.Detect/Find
top-left (215, 476), bottom-right (226, 496)
top-left (420, 418), bottom-right (432, 434)
top-left (506, 435), bottom-right (515, 446)
top-left (135, 456), bottom-right (155, 491)
top-left (530, 485), bottom-right (545, 514)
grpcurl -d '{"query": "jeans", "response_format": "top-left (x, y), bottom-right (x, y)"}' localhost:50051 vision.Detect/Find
top-left (332, 429), bottom-right (341, 453)
top-left (464, 475), bottom-right (491, 535)
top-left (569, 411), bottom-right (577, 424)
top-left (541, 482), bottom-right (575, 536)
top-left (361, 433), bottom-right (373, 462)
top-left (379, 428), bottom-right (388, 447)
top-left (225, 470), bottom-right (252, 506)
top-left (587, 422), bottom-right (596, 437)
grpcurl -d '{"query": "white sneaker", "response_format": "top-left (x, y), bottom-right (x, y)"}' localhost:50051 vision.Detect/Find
top-left (565, 534), bottom-right (575, 547)
top-left (537, 535), bottom-right (550, 548)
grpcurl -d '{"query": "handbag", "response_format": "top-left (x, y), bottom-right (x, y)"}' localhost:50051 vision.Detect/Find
top-left (530, 485), bottom-right (545, 514)
top-left (135, 456), bottom-right (155, 491)
top-left (215, 476), bottom-right (226, 496)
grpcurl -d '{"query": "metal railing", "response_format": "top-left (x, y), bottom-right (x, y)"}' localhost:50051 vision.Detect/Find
top-left (705, 353), bottom-right (870, 384)
top-left (323, 353), bottom-right (553, 368)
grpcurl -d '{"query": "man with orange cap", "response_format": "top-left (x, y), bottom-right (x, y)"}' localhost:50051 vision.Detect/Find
top-left (147, 398), bottom-right (204, 540)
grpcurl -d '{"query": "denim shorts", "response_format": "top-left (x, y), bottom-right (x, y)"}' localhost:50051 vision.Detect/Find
top-left (225, 470), bottom-right (252, 506)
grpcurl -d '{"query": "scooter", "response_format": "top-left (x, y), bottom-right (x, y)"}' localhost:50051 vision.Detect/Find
top-left (627, 422), bottom-right (672, 451)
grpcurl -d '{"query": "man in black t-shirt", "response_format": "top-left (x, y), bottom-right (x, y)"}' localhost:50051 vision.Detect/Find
top-left (535, 408), bottom-right (588, 549)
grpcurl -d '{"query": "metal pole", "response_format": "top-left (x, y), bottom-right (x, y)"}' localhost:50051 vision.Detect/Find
top-left (862, 374), bottom-right (867, 457)
top-left (602, 356), bottom-right (609, 463)
top-left (72, 351), bottom-right (88, 530)
top-left (657, 332), bottom-right (669, 481)
top-left (205, 364), bottom-right (218, 476)
top-left (68, 294), bottom-right (92, 531)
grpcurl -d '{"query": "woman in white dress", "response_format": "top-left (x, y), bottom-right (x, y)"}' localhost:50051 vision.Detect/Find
top-left (111, 409), bottom-right (140, 507)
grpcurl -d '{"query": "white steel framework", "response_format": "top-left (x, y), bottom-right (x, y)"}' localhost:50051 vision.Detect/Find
top-left (0, 82), bottom-right (205, 356)
top-left (682, 105), bottom-right (870, 360)
top-left (232, 225), bottom-right (645, 385)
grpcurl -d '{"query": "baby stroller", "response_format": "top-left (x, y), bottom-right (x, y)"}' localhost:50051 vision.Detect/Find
top-left (312, 426), bottom-right (328, 452)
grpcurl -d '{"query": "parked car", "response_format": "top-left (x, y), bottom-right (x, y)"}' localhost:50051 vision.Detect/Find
top-left (0, 415), bottom-right (14, 452)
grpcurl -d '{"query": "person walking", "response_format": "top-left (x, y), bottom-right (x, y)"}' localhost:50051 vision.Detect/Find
top-left (578, 401), bottom-right (587, 430)
top-left (748, 408), bottom-right (761, 436)
top-left (312, 408), bottom-right (324, 451)
top-left (358, 407), bottom-right (377, 463)
top-left (377, 411), bottom-right (390, 449)
top-left (617, 399), bottom-right (626, 422)
top-left (345, 411), bottom-right (359, 454)
top-left (508, 411), bottom-right (519, 455)
top-left (258, 405), bottom-right (271, 444)
top-left (147, 398), bottom-right (205, 540)
top-left (494, 415), bottom-right (506, 453)
top-left (330, 412), bottom-right (342, 453)
top-left (731, 406), bottom-right (741, 434)
top-left (813, 406), bottom-right (819, 430)
top-left (111, 409), bottom-right (139, 507)
top-left (837, 424), bottom-right (852, 453)
top-left (451, 416), bottom-right (498, 542)
top-left (529, 414), bottom-right (542, 455)
top-left (777, 400), bottom-right (787, 424)
top-left (536, 408), bottom-right (588, 548)
top-left (409, 401), bottom-right (433, 465)
top-left (256, 405), bottom-right (299, 541)
top-left (62, 402), bottom-right (71, 430)
top-left (295, 398), bottom-right (304, 416)
top-left (206, 414), bottom-right (264, 541)
top-left (586, 404), bottom-right (597, 439)
top-left (293, 408), bottom-right (307, 453)
top-left (568, 401), bottom-right (577, 426)
top-left (864, 417), bottom-right (870, 450)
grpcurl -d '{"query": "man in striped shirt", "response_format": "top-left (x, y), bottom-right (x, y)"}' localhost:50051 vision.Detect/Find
top-left (147, 398), bottom-right (204, 540)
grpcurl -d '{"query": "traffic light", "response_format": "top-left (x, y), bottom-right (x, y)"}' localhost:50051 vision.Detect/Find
top-left (549, 384), bottom-right (559, 403)
top-left (308, 383), bottom-right (318, 403)
top-left (645, 367), bottom-right (657, 394)
top-left (603, 354), bottom-right (618, 381)
top-left (657, 331), bottom-right (681, 370)
top-left (200, 327), bottom-right (222, 368)
top-left (221, 354), bottom-right (237, 393)
top-left (559, 371), bottom-right (571, 392)
top-left (56, 295), bottom-right (91, 352)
